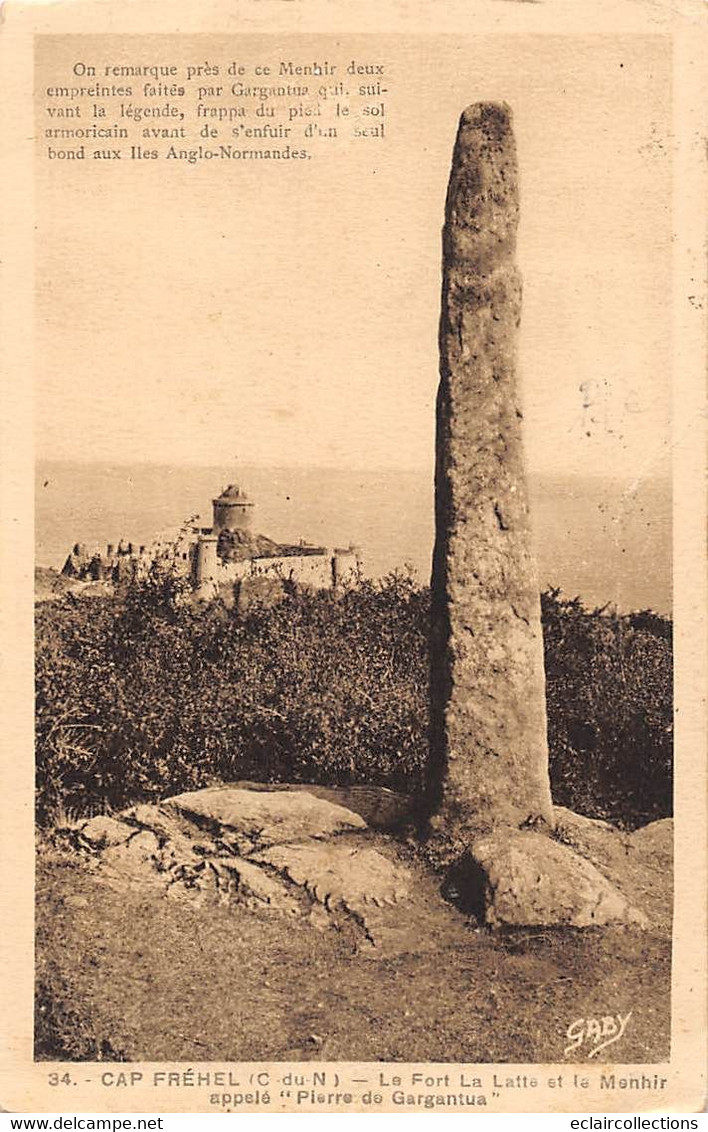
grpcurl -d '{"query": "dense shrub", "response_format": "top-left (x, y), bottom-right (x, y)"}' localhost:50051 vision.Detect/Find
top-left (542, 589), bottom-right (673, 826)
top-left (35, 572), bottom-right (430, 823)
top-left (35, 575), bottom-right (672, 829)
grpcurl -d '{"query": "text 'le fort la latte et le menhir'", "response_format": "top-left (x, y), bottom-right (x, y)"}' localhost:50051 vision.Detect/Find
top-left (42, 58), bottom-right (389, 160)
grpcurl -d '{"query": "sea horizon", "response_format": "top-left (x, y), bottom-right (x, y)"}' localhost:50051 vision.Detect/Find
top-left (36, 460), bottom-right (672, 616)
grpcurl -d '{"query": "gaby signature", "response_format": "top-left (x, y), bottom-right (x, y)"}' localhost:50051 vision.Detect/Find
top-left (564, 1011), bottom-right (632, 1058)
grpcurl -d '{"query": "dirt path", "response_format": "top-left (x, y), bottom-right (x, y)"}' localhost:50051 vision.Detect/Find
top-left (36, 852), bottom-right (670, 1064)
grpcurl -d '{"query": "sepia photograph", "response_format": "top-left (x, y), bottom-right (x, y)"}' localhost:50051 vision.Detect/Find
top-left (1, 3), bottom-right (705, 1116)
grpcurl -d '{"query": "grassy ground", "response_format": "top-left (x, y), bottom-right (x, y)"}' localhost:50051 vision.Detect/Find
top-left (36, 848), bottom-right (670, 1064)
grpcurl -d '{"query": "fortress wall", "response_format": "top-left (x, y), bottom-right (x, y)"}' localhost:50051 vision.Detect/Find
top-left (216, 559), bottom-right (253, 585)
top-left (245, 554), bottom-right (334, 589)
top-left (332, 551), bottom-right (359, 587)
top-left (63, 530), bottom-right (359, 596)
top-left (215, 552), bottom-right (349, 590)
top-left (289, 555), bottom-right (336, 588)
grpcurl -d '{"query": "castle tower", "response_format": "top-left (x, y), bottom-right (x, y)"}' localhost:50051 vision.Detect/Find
top-left (194, 534), bottom-right (219, 587)
top-left (332, 545), bottom-right (362, 589)
top-left (212, 484), bottom-right (255, 534)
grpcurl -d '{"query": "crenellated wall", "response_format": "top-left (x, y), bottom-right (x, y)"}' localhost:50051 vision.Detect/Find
top-left (63, 535), bottom-right (361, 598)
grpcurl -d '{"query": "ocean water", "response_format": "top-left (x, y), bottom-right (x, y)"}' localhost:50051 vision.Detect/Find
top-left (35, 462), bottom-right (672, 615)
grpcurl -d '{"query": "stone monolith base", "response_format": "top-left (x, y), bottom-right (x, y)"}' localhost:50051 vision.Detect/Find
top-left (428, 102), bottom-right (554, 848)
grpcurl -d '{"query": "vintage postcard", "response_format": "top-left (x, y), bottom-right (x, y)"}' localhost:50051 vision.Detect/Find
top-left (0, 0), bottom-right (706, 1116)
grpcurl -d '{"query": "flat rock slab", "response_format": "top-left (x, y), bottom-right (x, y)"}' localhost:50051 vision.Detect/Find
top-left (164, 786), bottom-right (367, 848)
top-left (255, 840), bottom-right (409, 911)
top-left (256, 839), bottom-right (461, 956)
top-left (229, 781), bottom-right (415, 831)
top-left (470, 829), bottom-right (648, 929)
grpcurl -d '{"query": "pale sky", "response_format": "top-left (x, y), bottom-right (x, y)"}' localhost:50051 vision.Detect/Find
top-left (36, 34), bottom-right (672, 477)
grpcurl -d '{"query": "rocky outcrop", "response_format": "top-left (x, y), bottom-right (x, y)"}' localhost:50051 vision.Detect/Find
top-left (164, 786), bottom-right (367, 848)
top-left (429, 102), bottom-right (553, 842)
top-left (254, 841), bottom-right (416, 952)
top-left (53, 786), bottom-right (671, 939)
top-left (442, 806), bottom-right (671, 930)
top-left (58, 786), bottom-right (464, 957)
top-left (79, 815), bottom-right (136, 849)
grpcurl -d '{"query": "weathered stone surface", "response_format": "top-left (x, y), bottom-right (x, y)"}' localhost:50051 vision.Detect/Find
top-left (79, 815), bottom-right (135, 849)
top-left (552, 807), bottom-right (673, 932)
top-left (428, 102), bottom-right (553, 841)
top-left (126, 803), bottom-right (196, 844)
top-left (308, 903), bottom-right (332, 932)
top-left (629, 817), bottom-right (673, 858)
top-left (256, 841), bottom-right (410, 911)
top-left (164, 786), bottom-right (366, 847)
top-left (214, 856), bottom-right (300, 914)
top-left (469, 829), bottom-right (647, 928)
top-left (255, 841), bottom-right (416, 949)
top-left (163, 860), bottom-right (219, 905)
top-left (100, 830), bottom-right (161, 883)
top-left (231, 781), bottom-right (415, 831)
top-left (552, 806), bottom-right (630, 875)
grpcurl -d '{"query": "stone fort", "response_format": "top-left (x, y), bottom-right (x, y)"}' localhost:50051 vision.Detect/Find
top-left (62, 483), bottom-right (361, 602)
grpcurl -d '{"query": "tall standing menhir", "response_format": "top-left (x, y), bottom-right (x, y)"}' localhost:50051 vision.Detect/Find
top-left (425, 104), bottom-right (649, 930)
top-left (428, 102), bottom-right (554, 848)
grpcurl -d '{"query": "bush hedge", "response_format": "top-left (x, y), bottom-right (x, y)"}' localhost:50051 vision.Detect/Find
top-left (35, 573), bottom-right (672, 829)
